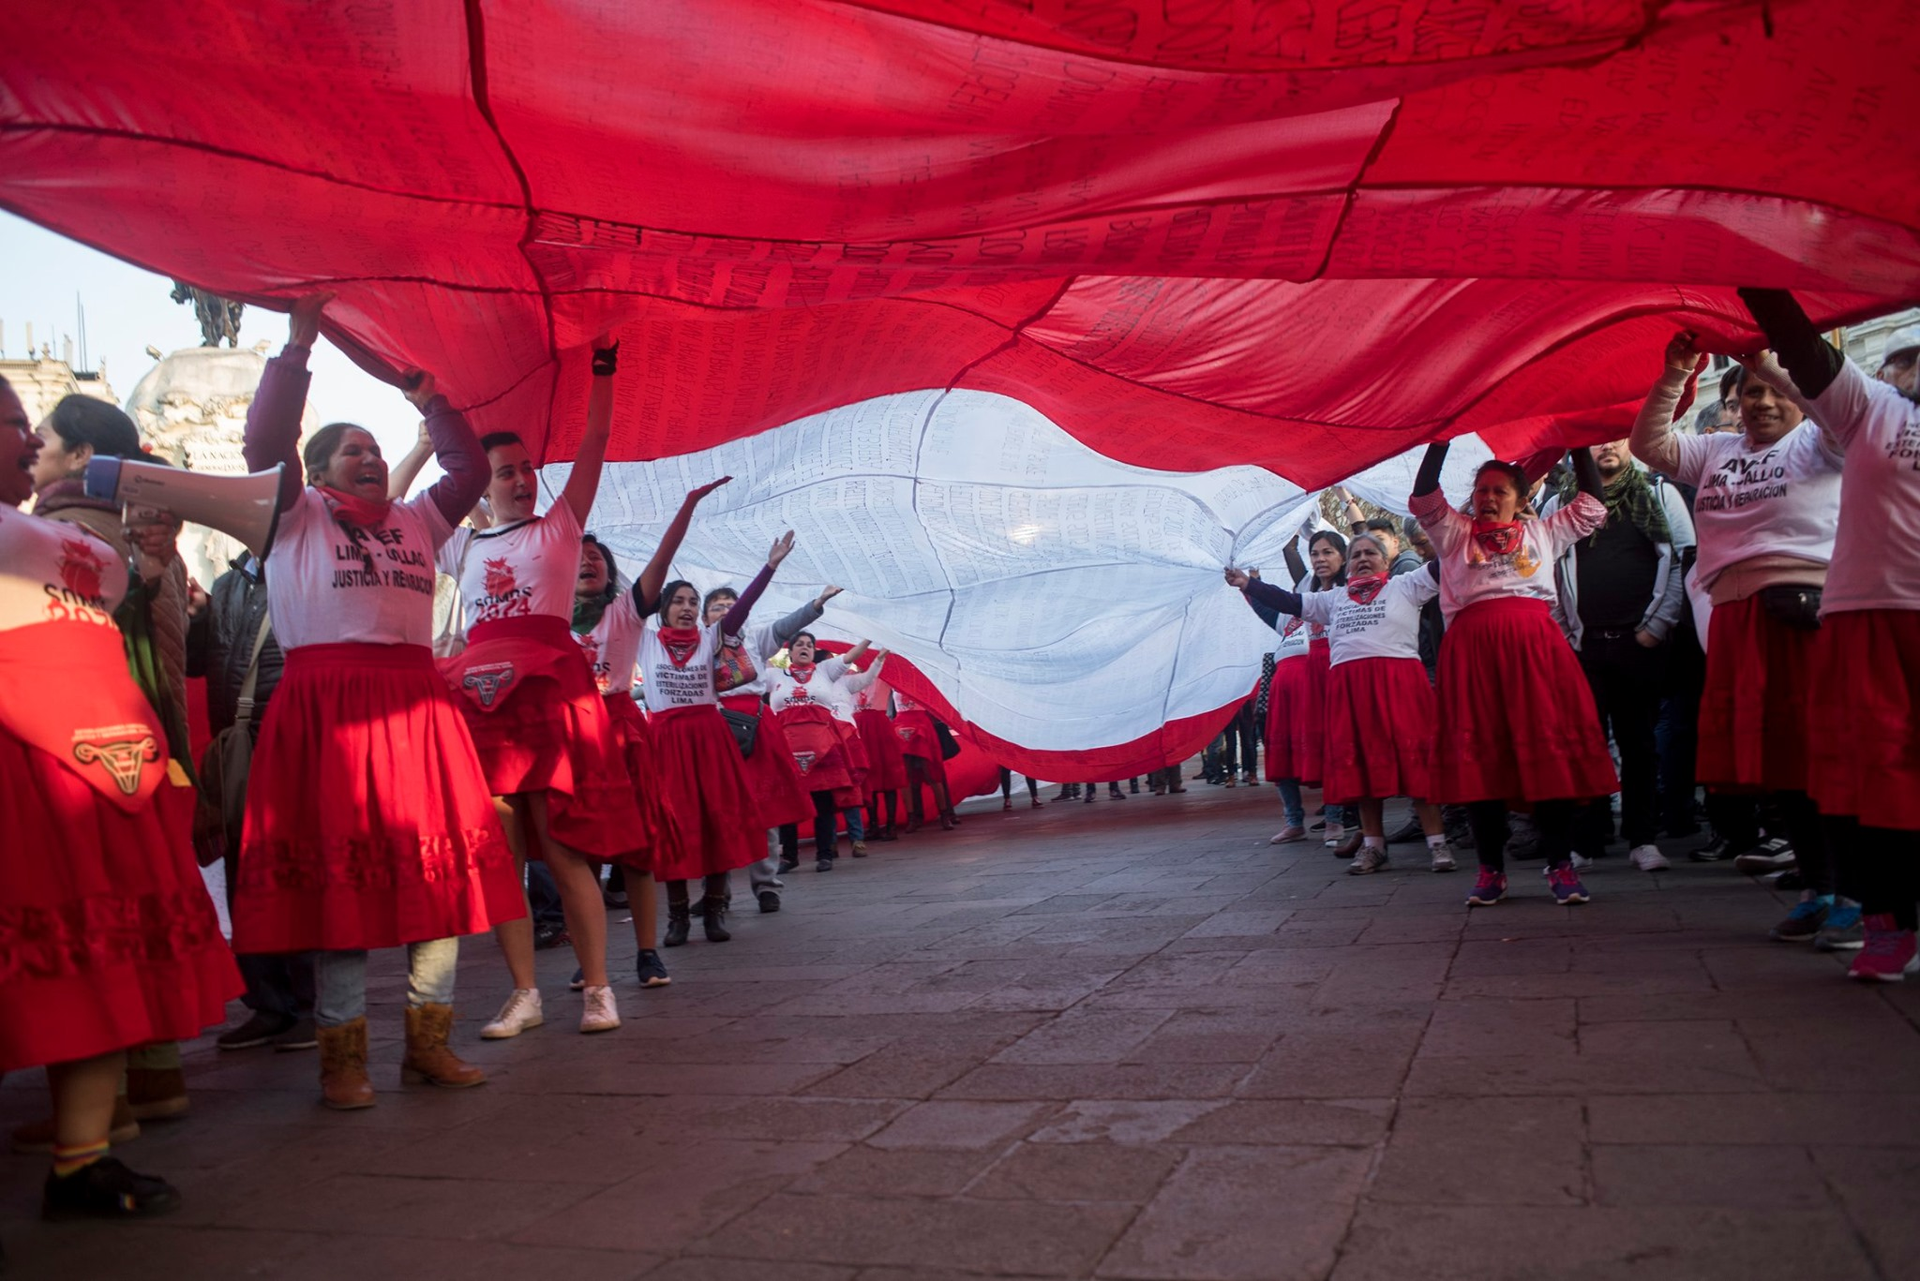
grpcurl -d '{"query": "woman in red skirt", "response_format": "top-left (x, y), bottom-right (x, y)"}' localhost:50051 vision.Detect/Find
top-left (1409, 441), bottom-right (1618, 906)
top-left (435, 341), bottom-right (647, 1040)
top-left (701, 582), bottom-right (834, 913)
top-left (1246, 529), bottom-right (1347, 850)
top-left (893, 691), bottom-right (959, 831)
top-left (769, 635), bottom-right (874, 871)
top-left (570, 479), bottom-right (728, 986)
top-left (1741, 288), bottom-right (1920, 979)
top-left (640, 535), bottom-right (797, 945)
top-left (0, 375), bottom-right (237, 1219)
top-left (851, 654), bottom-right (910, 837)
top-left (234, 296), bottom-right (520, 1110)
top-left (1632, 328), bottom-right (1843, 944)
top-left (1231, 534), bottom-right (1459, 874)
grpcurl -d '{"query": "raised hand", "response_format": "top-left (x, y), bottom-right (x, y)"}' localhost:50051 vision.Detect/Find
top-left (767, 529), bottom-right (796, 567)
top-left (288, 292), bottom-right (335, 349)
top-left (1664, 329), bottom-right (1704, 374)
top-left (400, 368), bottom-right (436, 410)
top-left (814, 585), bottom-right (843, 608)
top-left (1224, 567), bottom-right (1250, 589)
top-left (689, 476), bottom-right (732, 502)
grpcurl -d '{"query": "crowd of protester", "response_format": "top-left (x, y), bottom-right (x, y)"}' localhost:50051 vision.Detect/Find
top-left (2, 287), bottom-right (1916, 1229)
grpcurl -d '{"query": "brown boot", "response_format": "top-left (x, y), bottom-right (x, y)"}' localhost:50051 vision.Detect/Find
top-left (316, 1018), bottom-right (376, 1110)
top-left (401, 1004), bottom-right (486, 1089)
top-left (125, 1067), bottom-right (189, 1121)
top-left (9, 1096), bottom-right (139, 1154)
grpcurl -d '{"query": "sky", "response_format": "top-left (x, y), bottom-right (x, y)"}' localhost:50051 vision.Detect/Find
top-left (0, 210), bottom-right (425, 467)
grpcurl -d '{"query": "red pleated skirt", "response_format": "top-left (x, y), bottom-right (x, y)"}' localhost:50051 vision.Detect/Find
top-left (232, 644), bottom-right (523, 953)
top-left (602, 693), bottom-right (664, 874)
top-left (648, 704), bottom-right (767, 882)
top-left (1264, 641), bottom-right (1330, 785)
top-left (1431, 597), bottom-right (1618, 804)
top-left (1698, 594), bottom-right (1817, 793)
top-left (893, 708), bottom-right (949, 789)
top-left (1323, 657), bottom-right (1436, 806)
top-left (1809, 609), bottom-right (1920, 828)
top-left (720, 694), bottom-right (815, 829)
top-left (447, 617), bottom-right (643, 859)
top-left (0, 725), bottom-right (240, 1073)
top-left (842, 719), bottom-right (872, 802)
top-left (855, 707), bottom-right (908, 792)
top-left (779, 705), bottom-right (862, 806)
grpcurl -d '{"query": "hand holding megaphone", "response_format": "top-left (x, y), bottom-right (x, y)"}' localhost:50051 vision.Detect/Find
top-left (84, 457), bottom-right (284, 560)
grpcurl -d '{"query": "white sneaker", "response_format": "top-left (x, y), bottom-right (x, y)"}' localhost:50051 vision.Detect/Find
top-left (1629, 844), bottom-right (1671, 872)
top-left (1323, 826), bottom-right (1347, 849)
top-left (579, 985), bottom-right (621, 1034)
top-left (1568, 852), bottom-right (1593, 869)
top-left (481, 988), bottom-right (544, 1040)
top-left (1347, 845), bottom-right (1390, 875)
top-left (1428, 841), bottom-right (1458, 873)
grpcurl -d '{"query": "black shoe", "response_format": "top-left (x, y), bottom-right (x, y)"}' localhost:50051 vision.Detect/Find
top-left (532, 921), bottom-right (570, 950)
top-left (1690, 835), bottom-right (1746, 863)
top-left (1108, 787), bottom-right (1126, 799)
top-left (636, 950), bottom-right (670, 988)
top-left (702, 903), bottom-right (732, 943)
top-left (43, 1158), bottom-right (181, 1221)
top-left (663, 905), bottom-right (691, 948)
top-left (685, 895), bottom-right (710, 918)
top-left (758, 890), bottom-right (781, 913)
top-left (1384, 818), bottom-right (1424, 845)
top-left (816, 858), bottom-right (833, 872)
top-left (879, 826), bottom-right (898, 842)
top-left (569, 967), bottom-right (586, 992)
top-left (216, 1010), bottom-right (297, 1051)
top-left (272, 1017), bottom-right (318, 1051)
top-left (777, 856), bottom-right (800, 873)
top-left (602, 888), bottom-right (629, 908)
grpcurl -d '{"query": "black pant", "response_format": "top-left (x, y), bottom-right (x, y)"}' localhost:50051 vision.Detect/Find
top-left (999, 767), bottom-right (1037, 800)
top-left (1230, 702), bottom-right (1259, 777)
top-left (224, 848), bottom-right (315, 1019)
top-left (780, 790), bottom-right (842, 863)
top-left (1852, 824), bottom-right (1920, 929)
top-left (1577, 631), bottom-right (1665, 854)
top-left (1470, 798), bottom-right (1578, 871)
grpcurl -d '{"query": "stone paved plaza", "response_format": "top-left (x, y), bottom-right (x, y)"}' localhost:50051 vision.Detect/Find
top-left (4, 781), bottom-right (1919, 1280)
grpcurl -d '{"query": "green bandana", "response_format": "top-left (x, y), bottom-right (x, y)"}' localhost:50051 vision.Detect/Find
top-left (572, 588), bottom-right (616, 636)
top-left (1558, 464), bottom-right (1670, 547)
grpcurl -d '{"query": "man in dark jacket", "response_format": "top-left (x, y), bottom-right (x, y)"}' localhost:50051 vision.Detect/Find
top-left (187, 554), bottom-right (315, 1051)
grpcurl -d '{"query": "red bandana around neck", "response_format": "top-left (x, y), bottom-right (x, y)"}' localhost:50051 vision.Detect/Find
top-left (1346, 573), bottom-right (1389, 604)
top-left (790, 663), bottom-right (815, 683)
top-left (657, 626), bottom-right (700, 667)
top-left (1471, 520), bottom-right (1523, 558)
top-left (319, 486), bottom-right (393, 529)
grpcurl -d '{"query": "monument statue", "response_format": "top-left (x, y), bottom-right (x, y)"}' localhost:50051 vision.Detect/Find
top-left (169, 281), bottom-right (246, 348)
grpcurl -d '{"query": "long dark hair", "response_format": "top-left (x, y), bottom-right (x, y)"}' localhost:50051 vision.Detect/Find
top-left (658, 579), bottom-right (700, 622)
top-left (1474, 460), bottom-right (1528, 502)
top-left (1306, 529), bottom-right (1347, 590)
top-left (302, 421), bottom-right (376, 480)
top-left (48, 395), bottom-right (142, 460)
top-left (580, 533), bottom-right (620, 600)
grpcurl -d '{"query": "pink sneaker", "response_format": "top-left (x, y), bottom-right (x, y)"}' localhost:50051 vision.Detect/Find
top-left (1847, 915), bottom-right (1919, 982)
top-left (1465, 867), bottom-right (1507, 907)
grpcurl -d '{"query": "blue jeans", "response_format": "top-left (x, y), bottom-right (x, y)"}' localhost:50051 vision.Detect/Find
top-left (1274, 779), bottom-right (1306, 829)
top-left (843, 807), bottom-right (866, 841)
top-left (314, 939), bottom-right (459, 1027)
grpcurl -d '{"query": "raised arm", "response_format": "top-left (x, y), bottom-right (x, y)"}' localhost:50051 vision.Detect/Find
top-left (407, 374), bottom-right (489, 527)
top-left (841, 639), bottom-right (873, 667)
top-left (718, 531), bottom-right (794, 635)
top-left (244, 294), bottom-right (332, 510)
top-left (1411, 441), bottom-right (1448, 498)
top-left (1738, 288), bottom-right (1844, 401)
top-left (843, 650), bottom-right (885, 694)
top-left (773, 586), bottom-right (837, 645)
top-left (559, 340), bottom-right (618, 523)
top-left (1568, 447), bottom-right (1602, 500)
top-left (1630, 332), bottom-right (1697, 479)
top-left (629, 476), bottom-right (732, 615)
top-left (1335, 485), bottom-right (1365, 534)
top-left (1226, 567), bottom-right (1303, 617)
top-left (387, 417), bottom-right (434, 500)
top-left (1281, 536), bottom-right (1306, 585)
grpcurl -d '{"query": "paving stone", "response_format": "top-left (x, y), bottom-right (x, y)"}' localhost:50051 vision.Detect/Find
top-left (1591, 1144), bottom-right (1831, 1208)
top-left (970, 1140), bottom-right (1183, 1202)
top-left (1166, 1098), bottom-right (1395, 1147)
top-left (865, 1100), bottom-right (1056, 1148)
top-left (1370, 1096), bottom-right (1586, 1205)
top-left (1029, 1099), bottom-right (1229, 1144)
top-left (1097, 1146), bottom-right (1370, 1279)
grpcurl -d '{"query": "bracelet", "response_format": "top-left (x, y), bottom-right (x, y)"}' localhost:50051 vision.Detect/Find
top-left (591, 341), bottom-right (620, 377)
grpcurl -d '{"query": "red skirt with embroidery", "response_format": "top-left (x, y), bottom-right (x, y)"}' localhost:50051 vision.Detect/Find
top-left (777, 704), bottom-right (862, 807)
top-left (440, 616), bottom-right (643, 859)
top-left (1431, 597), bottom-right (1618, 804)
top-left (233, 643), bottom-right (522, 953)
top-left (0, 725), bottom-right (240, 1073)
top-left (842, 718), bottom-right (872, 802)
top-left (1264, 641), bottom-right (1330, 785)
top-left (720, 694), bottom-right (815, 829)
top-left (1809, 609), bottom-right (1920, 827)
top-left (1322, 657), bottom-right (1436, 806)
top-left (602, 693), bottom-right (664, 874)
top-left (649, 704), bottom-right (767, 881)
top-left (1698, 593), bottom-right (1817, 793)
top-left (855, 707), bottom-right (908, 792)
